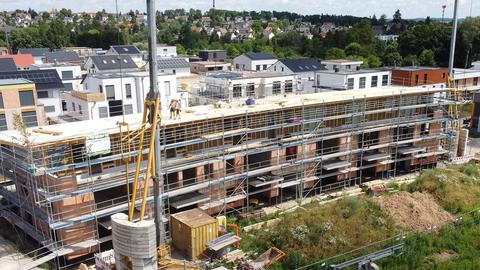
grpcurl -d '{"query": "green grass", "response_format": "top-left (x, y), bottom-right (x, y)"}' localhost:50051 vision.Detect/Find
top-left (378, 214), bottom-right (480, 270)
top-left (236, 163), bottom-right (480, 270)
top-left (240, 196), bottom-right (399, 269)
top-left (407, 163), bottom-right (480, 214)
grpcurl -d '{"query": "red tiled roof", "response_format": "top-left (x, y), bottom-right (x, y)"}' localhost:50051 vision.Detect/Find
top-left (0, 54), bottom-right (34, 68)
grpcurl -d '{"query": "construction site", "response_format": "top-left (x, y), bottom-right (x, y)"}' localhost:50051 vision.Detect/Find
top-left (0, 84), bottom-right (466, 269)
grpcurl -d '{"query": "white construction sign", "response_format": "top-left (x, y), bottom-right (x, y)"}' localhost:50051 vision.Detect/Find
top-left (86, 133), bottom-right (111, 157)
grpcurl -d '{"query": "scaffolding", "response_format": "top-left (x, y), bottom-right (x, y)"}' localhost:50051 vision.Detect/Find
top-left (0, 87), bottom-right (459, 269)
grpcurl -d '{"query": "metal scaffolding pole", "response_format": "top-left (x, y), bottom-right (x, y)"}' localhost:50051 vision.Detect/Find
top-left (146, 0), bottom-right (165, 245)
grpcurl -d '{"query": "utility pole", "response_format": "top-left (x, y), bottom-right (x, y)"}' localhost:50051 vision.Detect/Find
top-left (448, 0), bottom-right (459, 77)
top-left (146, 0), bottom-right (165, 245)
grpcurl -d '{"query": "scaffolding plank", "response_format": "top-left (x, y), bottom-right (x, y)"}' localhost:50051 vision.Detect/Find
top-left (249, 176), bottom-right (283, 187)
top-left (414, 150), bottom-right (448, 158)
top-left (362, 153), bottom-right (390, 162)
top-left (199, 194), bottom-right (246, 210)
top-left (323, 161), bottom-right (350, 170)
top-left (170, 192), bottom-right (210, 209)
top-left (398, 147), bottom-right (426, 155)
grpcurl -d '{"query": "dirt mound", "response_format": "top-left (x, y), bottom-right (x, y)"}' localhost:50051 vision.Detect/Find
top-left (374, 191), bottom-right (453, 232)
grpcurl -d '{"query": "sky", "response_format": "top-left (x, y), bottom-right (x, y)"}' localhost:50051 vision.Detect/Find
top-left (1, 0), bottom-right (479, 19)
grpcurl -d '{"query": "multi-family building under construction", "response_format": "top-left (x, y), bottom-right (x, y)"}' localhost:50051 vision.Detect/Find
top-left (0, 87), bottom-right (463, 268)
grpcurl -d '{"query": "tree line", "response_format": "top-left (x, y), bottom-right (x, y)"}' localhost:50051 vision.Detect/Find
top-left (0, 8), bottom-right (478, 68)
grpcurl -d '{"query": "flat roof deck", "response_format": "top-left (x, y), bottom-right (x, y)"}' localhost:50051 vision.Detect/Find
top-left (0, 87), bottom-right (449, 147)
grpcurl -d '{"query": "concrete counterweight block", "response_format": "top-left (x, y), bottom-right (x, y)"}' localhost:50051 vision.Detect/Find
top-left (111, 213), bottom-right (157, 270)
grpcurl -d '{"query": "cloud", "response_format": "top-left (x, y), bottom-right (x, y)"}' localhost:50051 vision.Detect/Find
top-left (1, 0), bottom-right (479, 18)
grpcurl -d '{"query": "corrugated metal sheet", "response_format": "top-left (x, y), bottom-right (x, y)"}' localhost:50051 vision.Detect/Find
top-left (171, 208), bottom-right (218, 260)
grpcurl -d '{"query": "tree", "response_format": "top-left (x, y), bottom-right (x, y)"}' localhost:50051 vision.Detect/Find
top-left (425, 16), bottom-right (431, 24)
top-left (42, 12), bottom-right (50, 20)
top-left (251, 21), bottom-right (262, 36)
top-left (367, 55), bottom-right (382, 68)
top-left (402, 54), bottom-right (418, 66)
top-left (345, 42), bottom-right (363, 56)
top-left (379, 14), bottom-right (387, 25)
top-left (44, 20), bottom-right (71, 48)
top-left (382, 42), bottom-right (402, 66)
top-left (393, 10), bottom-right (402, 23)
top-left (418, 49), bottom-right (436, 66)
top-left (325, 47), bottom-right (346, 59)
top-left (176, 44), bottom-right (187, 55)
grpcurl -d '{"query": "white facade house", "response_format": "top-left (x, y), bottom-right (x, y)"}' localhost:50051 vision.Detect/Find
top-left (30, 63), bottom-right (83, 91)
top-left (321, 60), bottom-right (363, 71)
top-left (315, 69), bottom-right (391, 90)
top-left (267, 58), bottom-right (326, 93)
top-left (107, 45), bottom-right (144, 67)
top-left (66, 72), bottom-right (185, 121)
top-left (376, 35), bottom-right (399, 41)
top-left (156, 58), bottom-right (191, 77)
top-left (233, 52), bottom-right (278, 72)
top-left (84, 55), bottom-right (139, 74)
top-left (157, 44), bottom-right (178, 57)
top-left (201, 71), bottom-right (298, 103)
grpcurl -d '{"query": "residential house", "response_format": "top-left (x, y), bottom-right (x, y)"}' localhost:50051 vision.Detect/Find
top-left (372, 25), bottom-right (385, 36)
top-left (390, 66), bottom-right (448, 88)
top-left (0, 58), bottom-right (18, 72)
top-left (156, 57), bottom-right (191, 77)
top-left (298, 26), bottom-right (313, 39)
top-left (107, 45), bottom-right (144, 67)
top-left (267, 58), bottom-right (326, 92)
top-left (0, 70), bottom-right (64, 118)
top-left (190, 61), bottom-right (231, 74)
top-left (233, 52), bottom-right (278, 71)
top-left (0, 54), bottom-right (35, 70)
top-left (377, 35), bottom-right (399, 42)
top-left (451, 68), bottom-right (480, 90)
top-left (201, 71), bottom-right (298, 103)
top-left (198, 50), bottom-right (227, 62)
top-left (17, 48), bottom-right (50, 64)
top-left (315, 68), bottom-right (391, 90)
top-left (0, 78), bottom-right (45, 129)
top-left (321, 60), bottom-right (364, 71)
top-left (67, 72), bottom-right (182, 120)
top-left (157, 44), bottom-right (177, 57)
top-left (136, 14), bottom-right (147, 24)
top-left (44, 51), bottom-right (82, 64)
top-left (263, 27), bottom-right (275, 40)
top-left (30, 63), bottom-right (83, 91)
top-left (320, 22), bottom-right (336, 34)
top-left (62, 47), bottom-right (94, 58)
top-left (233, 27), bottom-right (254, 40)
top-left (84, 55), bottom-right (139, 74)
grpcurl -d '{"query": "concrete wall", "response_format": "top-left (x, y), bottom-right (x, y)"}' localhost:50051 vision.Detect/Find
top-left (315, 70), bottom-right (391, 90)
top-left (233, 55), bottom-right (277, 71)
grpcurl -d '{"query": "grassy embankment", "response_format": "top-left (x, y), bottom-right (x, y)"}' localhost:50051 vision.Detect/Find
top-left (236, 163), bottom-right (480, 270)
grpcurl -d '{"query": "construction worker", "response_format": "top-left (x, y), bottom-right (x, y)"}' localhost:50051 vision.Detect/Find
top-left (175, 99), bottom-right (182, 119)
top-left (169, 99), bottom-right (177, 119)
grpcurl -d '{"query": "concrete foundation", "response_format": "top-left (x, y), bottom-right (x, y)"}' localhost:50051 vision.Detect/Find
top-left (111, 213), bottom-right (157, 270)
